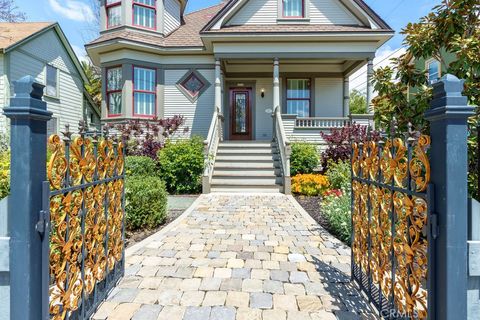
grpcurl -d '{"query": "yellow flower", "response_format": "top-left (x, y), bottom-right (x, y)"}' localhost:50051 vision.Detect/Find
top-left (291, 174), bottom-right (330, 196)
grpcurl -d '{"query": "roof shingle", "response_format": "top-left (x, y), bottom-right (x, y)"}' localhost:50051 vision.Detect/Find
top-left (87, 0), bottom-right (392, 49)
top-left (0, 22), bottom-right (54, 50)
top-left (203, 24), bottom-right (390, 34)
top-left (88, 3), bottom-right (226, 48)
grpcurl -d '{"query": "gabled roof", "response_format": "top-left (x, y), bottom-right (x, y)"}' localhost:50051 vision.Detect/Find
top-left (0, 22), bottom-right (89, 84)
top-left (87, 0), bottom-right (393, 53)
top-left (0, 22), bottom-right (54, 50)
top-left (202, 0), bottom-right (393, 32)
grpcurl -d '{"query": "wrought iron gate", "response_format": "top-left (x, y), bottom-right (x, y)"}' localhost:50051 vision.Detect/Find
top-left (41, 125), bottom-right (126, 320)
top-left (351, 127), bottom-right (435, 319)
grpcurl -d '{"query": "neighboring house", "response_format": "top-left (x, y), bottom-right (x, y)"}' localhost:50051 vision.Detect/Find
top-left (0, 22), bottom-right (101, 135)
top-left (86, 0), bottom-right (393, 192)
top-left (410, 51), bottom-right (456, 89)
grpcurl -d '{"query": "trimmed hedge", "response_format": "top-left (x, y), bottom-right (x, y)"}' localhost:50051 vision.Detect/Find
top-left (125, 176), bottom-right (167, 231)
top-left (126, 156), bottom-right (158, 177)
top-left (158, 137), bottom-right (205, 194)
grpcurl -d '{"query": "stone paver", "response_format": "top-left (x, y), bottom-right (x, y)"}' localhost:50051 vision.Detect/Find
top-left (94, 194), bottom-right (375, 319)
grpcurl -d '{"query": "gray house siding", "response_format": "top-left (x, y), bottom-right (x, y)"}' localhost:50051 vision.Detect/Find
top-left (164, 0), bottom-right (181, 35)
top-left (164, 68), bottom-right (215, 138)
top-left (0, 53), bottom-right (7, 133)
top-left (0, 29), bottom-right (86, 134)
top-left (227, 0), bottom-right (360, 26)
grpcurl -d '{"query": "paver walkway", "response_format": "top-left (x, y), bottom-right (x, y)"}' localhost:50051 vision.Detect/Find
top-left (93, 194), bottom-right (375, 320)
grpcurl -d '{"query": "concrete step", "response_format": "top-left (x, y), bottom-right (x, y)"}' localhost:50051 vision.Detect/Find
top-left (217, 148), bottom-right (274, 155)
top-left (210, 185), bottom-right (283, 193)
top-left (218, 142), bottom-right (273, 148)
top-left (211, 177), bottom-right (283, 185)
top-left (213, 169), bottom-right (280, 177)
top-left (216, 155), bottom-right (276, 162)
top-left (214, 162), bottom-right (279, 169)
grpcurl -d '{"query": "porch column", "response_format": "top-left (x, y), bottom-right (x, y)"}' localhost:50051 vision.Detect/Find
top-left (343, 77), bottom-right (350, 116)
top-left (273, 58), bottom-right (280, 112)
top-left (215, 59), bottom-right (222, 111)
top-left (366, 58), bottom-right (374, 114)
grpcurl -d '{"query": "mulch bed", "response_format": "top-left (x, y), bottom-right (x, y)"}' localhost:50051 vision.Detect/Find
top-left (294, 195), bottom-right (332, 232)
top-left (125, 209), bottom-right (183, 248)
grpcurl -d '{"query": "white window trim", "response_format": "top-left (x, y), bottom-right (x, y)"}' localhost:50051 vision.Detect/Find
top-left (426, 58), bottom-right (442, 84)
top-left (45, 64), bottom-right (59, 99)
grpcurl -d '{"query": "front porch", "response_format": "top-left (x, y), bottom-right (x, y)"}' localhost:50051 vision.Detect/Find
top-left (213, 57), bottom-right (375, 144)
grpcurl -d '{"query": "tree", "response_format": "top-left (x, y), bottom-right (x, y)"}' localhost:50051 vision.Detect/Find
top-left (372, 0), bottom-right (479, 198)
top-left (82, 60), bottom-right (102, 108)
top-left (0, 0), bottom-right (25, 22)
top-left (349, 89), bottom-right (367, 114)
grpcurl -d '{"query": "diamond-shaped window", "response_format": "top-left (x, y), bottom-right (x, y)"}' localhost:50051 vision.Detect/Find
top-left (176, 70), bottom-right (211, 103)
top-left (181, 73), bottom-right (204, 97)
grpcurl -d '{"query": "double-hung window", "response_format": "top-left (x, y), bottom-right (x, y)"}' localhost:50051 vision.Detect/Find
top-left (133, 0), bottom-right (156, 29)
top-left (133, 66), bottom-right (156, 117)
top-left (106, 0), bottom-right (122, 29)
top-left (283, 0), bottom-right (304, 18)
top-left (287, 79), bottom-right (311, 117)
top-left (426, 59), bottom-right (441, 84)
top-left (106, 67), bottom-right (123, 116)
top-left (45, 65), bottom-right (58, 97)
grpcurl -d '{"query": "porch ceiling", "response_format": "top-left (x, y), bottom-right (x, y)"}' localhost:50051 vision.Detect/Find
top-left (222, 59), bottom-right (365, 77)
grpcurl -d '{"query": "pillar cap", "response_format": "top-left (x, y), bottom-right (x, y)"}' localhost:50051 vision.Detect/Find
top-left (3, 76), bottom-right (52, 121)
top-left (425, 74), bottom-right (474, 121)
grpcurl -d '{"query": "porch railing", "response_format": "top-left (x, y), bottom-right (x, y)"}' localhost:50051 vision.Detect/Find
top-left (295, 114), bottom-right (375, 129)
top-left (273, 106), bottom-right (291, 194)
top-left (202, 106), bottom-right (224, 193)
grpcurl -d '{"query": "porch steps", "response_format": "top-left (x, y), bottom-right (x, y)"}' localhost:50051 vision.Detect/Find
top-left (211, 141), bottom-right (283, 193)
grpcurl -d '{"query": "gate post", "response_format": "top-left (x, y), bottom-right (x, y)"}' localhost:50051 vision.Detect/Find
top-left (4, 76), bottom-right (52, 319)
top-left (425, 74), bottom-right (474, 320)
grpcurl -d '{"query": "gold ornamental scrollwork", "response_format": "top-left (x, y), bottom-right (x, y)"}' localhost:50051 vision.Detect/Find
top-left (47, 135), bottom-right (68, 190)
top-left (47, 131), bottom-right (125, 320)
top-left (351, 132), bottom-right (431, 320)
top-left (409, 135), bottom-right (431, 192)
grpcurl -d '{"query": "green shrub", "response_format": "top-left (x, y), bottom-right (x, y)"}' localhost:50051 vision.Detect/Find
top-left (290, 142), bottom-right (319, 176)
top-left (158, 137), bottom-right (204, 194)
top-left (125, 176), bottom-right (167, 230)
top-left (126, 156), bottom-right (158, 177)
top-left (325, 160), bottom-right (351, 190)
top-left (0, 152), bottom-right (9, 199)
top-left (321, 188), bottom-right (352, 245)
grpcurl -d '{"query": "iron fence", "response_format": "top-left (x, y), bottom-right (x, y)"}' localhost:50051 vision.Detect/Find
top-left (351, 124), bottom-right (434, 319)
top-left (41, 123), bottom-right (126, 320)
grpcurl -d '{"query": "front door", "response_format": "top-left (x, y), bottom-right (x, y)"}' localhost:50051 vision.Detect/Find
top-left (230, 88), bottom-right (252, 140)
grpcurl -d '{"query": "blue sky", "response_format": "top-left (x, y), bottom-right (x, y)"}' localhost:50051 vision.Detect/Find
top-left (15, 0), bottom-right (441, 61)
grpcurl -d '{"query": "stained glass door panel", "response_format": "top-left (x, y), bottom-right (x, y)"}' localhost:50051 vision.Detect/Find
top-left (230, 89), bottom-right (252, 140)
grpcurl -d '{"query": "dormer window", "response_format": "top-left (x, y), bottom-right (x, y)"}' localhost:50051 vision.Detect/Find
top-left (283, 0), bottom-right (304, 18)
top-left (133, 0), bottom-right (156, 30)
top-left (106, 0), bottom-right (122, 29)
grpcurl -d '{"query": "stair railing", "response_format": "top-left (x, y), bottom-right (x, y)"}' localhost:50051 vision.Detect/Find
top-left (272, 105), bottom-right (291, 194)
top-left (202, 106), bottom-right (224, 193)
